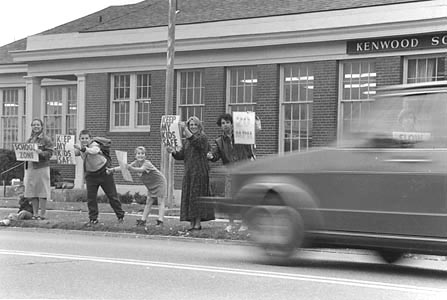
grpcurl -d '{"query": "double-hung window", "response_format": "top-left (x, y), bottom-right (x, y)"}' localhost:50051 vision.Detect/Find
top-left (0, 88), bottom-right (26, 149)
top-left (43, 86), bottom-right (77, 138)
top-left (111, 73), bottom-right (151, 131)
top-left (405, 56), bottom-right (445, 83)
top-left (227, 66), bottom-right (257, 113)
top-left (280, 64), bottom-right (313, 153)
top-left (177, 70), bottom-right (204, 121)
top-left (339, 60), bottom-right (377, 142)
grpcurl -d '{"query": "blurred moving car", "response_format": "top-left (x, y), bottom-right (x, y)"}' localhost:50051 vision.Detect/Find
top-left (207, 81), bottom-right (447, 263)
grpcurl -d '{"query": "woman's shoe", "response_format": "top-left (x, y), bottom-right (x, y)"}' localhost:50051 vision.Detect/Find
top-left (194, 226), bottom-right (202, 230)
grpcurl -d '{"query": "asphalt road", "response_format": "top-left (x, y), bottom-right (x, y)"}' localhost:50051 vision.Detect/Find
top-left (1, 228), bottom-right (446, 300)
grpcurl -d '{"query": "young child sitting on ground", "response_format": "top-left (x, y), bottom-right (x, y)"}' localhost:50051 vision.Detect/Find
top-left (107, 146), bottom-right (167, 228)
top-left (0, 196), bottom-right (33, 226)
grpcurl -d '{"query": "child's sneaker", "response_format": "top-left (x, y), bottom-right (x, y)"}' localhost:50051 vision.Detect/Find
top-left (117, 217), bottom-right (124, 224)
top-left (136, 219), bottom-right (146, 226)
top-left (155, 220), bottom-right (164, 227)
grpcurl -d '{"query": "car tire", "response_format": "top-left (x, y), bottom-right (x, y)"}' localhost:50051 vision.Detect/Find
top-left (245, 205), bottom-right (304, 259)
top-left (378, 250), bottom-right (403, 263)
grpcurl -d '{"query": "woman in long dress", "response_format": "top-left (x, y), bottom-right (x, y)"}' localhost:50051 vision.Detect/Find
top-left (168, 116), bottom-right (215, 230)
top-left (23, 119), bottom-right (53, 220)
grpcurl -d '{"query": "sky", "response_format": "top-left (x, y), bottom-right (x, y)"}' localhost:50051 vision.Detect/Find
top-left (0, 0), bottom-right (142, 46)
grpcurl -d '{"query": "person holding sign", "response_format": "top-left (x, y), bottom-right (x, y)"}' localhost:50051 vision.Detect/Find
top-left (23, 119), bottom-right (53, 220)
top-left (167, 116), bottom-right (215, 231)
top-left (74, 129), bottom-right (125, 226)
top-left (108, 146), bottom-right (167, 228)
top-left (207, 113), bottom-right (256, 232)
top-left (207, 113), bottom-right (255, 164)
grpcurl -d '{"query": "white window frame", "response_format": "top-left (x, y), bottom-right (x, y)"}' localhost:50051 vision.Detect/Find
top-left (403, 54), bottom-right (445, 84)
top-left (176, 69), bottom-right (205, 121)
top-left (226, 66), bottom-right (258, 113)
top-left (338, 60), bottom-right (377, 143)
top-left (110, 73), bottom-right (152, 132)
top-left (0, 87), bottom-right (26, 149)
top-left (41, 85), bottom-right (78, 138)
top-left (279, 63), bottom-right (314, 154)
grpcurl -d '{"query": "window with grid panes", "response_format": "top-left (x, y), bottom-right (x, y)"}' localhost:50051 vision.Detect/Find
top-left (0, 88), bottom-right (26, 149)
top-left (339, 61), bottom-right (377, 141)
top-left (177, 70), bottom-right (204, 121)
top-left (43, 86), bottom-right (77, 139)
top-left (111, 73), bottom-right (151, 131)
top-left (406, 56), bottom-right (445, 83)
top-left (280, 64), bottom-right (313, 153)
top-left (227, 67), bottom-right (257, 113)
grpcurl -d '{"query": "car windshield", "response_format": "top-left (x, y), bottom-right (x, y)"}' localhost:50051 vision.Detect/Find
top-left (341, 89), bottom-right (447, 149)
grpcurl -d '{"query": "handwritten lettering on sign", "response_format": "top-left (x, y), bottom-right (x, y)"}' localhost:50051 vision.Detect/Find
top-left (13, 143), bottom-right (38, 162)
top-left (55, 134), bottom-right (76, 165)
top-left (160, 115), bottom-right (183, 151)
top-left (233, 111), bottom-right (256, 145)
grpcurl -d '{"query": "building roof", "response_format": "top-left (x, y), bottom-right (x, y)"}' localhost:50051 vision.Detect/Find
top-left (0, 0), bottom-right (431, 64)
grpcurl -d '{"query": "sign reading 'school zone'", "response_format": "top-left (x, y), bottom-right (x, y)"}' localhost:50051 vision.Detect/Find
top-left (13, 143), bottom-right (38, 162)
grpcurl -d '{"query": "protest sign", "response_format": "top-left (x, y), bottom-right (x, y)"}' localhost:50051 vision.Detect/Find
top-left (13, 143), bottom-right (38, 162)
top-left (160, 115), bottom-right (183, 151)
top-left (55, 134), bottom-right (76, 165)
top-left (115, 150), bottom-right (133, 182)
top-left (233, 111), bottom-right (256, 144)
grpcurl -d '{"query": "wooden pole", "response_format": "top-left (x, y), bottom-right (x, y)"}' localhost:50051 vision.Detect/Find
top-left (162, 0), bottom-right (177, 208)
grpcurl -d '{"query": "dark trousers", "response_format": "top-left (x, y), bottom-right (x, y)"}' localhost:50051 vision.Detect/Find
top-left (85, 172), bottom-right (125, 220)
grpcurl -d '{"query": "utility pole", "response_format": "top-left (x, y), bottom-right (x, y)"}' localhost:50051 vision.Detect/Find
top-left (161, 0), bottom-right (177, 208)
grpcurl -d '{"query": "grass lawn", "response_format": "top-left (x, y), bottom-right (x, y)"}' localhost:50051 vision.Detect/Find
top-left (0, 200), bottom-right (250, 241)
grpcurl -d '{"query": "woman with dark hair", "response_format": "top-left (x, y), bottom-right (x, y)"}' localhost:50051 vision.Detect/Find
top-left (167, 116), bottom-right (215, 231)
top-left (23, 118), bottom-right (53, 220)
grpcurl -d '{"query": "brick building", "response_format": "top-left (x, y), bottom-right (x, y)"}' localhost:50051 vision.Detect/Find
top-left (0, 0), bottom-right (446, 200)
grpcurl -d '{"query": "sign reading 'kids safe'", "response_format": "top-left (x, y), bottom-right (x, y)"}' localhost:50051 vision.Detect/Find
top-left (55, 134), bottom-right (76, 165)
top-left (347, 32), bottom-right (447, 54)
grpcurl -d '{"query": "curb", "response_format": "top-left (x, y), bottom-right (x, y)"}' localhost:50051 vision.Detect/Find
top-left (0, 226), bottom-right (250, 247)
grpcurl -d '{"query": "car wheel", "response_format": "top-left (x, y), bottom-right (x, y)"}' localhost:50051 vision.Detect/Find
top-left (378, 250), bottom-right (403, 263)
top-left (246, 205), bottom-right (304, 259)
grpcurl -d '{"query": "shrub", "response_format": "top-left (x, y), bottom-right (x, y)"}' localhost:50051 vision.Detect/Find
top-left (134, 192), bottom-right (147, 205)
top-left (119, 191), bottom-right (134, 204)
top-left (97, 194), bottom-right (109, 203)
top-left (0, 149), bottom-right (24, 184)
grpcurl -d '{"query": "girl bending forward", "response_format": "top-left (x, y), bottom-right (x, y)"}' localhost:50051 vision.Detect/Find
top-left (109, 146), bottom-right (167, 227)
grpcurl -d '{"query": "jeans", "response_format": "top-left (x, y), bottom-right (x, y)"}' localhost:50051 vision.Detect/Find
top-left (85, 171), bottom-right (125, 220)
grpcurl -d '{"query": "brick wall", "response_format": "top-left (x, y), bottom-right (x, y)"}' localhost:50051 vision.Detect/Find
top-left (85, 73), bottom-right (110, 136)
top-left (312, 60), bottom-right (338, 147)
top-left (256, 64), bottom-right (280, 156)
top-left (376, 56), bottom-right (402, 87)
